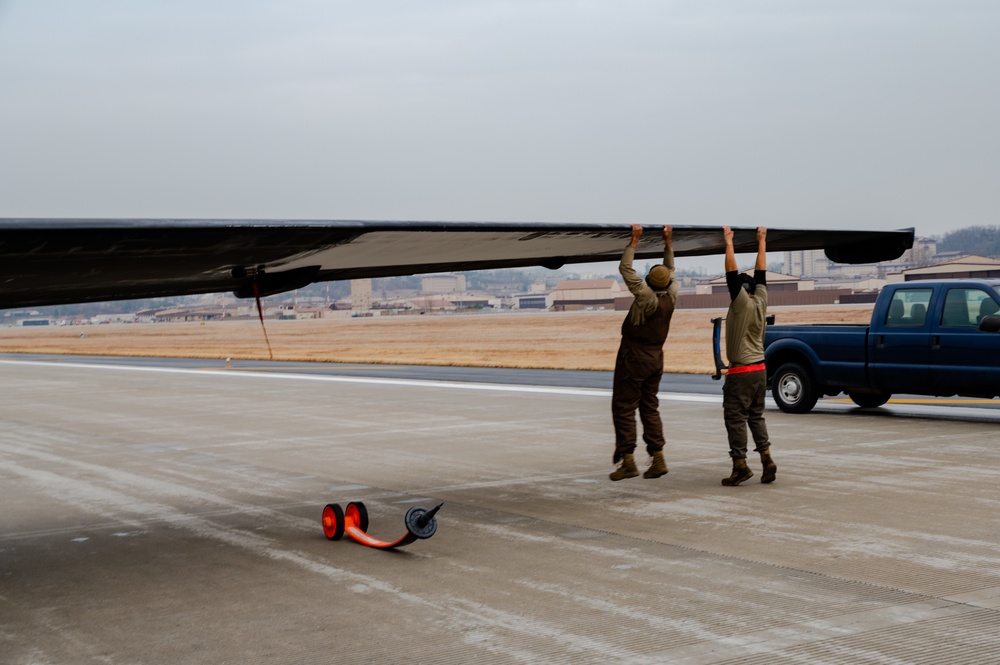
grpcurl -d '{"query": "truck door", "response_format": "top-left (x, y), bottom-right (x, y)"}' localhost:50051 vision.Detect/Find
top-left (930, 285), bottom-right (1000, 395)
top-left (868, 286), bottom-right (933, 393)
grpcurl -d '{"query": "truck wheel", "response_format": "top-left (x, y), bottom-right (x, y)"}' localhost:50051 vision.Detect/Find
top-left (848, 392), bottom-right (891, 409)
top-left (771, 363), bottom-right (819, 413)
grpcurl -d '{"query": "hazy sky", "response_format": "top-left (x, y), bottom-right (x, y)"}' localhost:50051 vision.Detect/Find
top-left (1, 1), bottom-right (997, 273)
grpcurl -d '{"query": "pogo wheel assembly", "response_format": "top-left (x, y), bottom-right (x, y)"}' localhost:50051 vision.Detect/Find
top-left (322, 501), bottom-right (443, 549)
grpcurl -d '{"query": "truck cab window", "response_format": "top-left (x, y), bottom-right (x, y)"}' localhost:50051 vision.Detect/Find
top-left (884, 289), bottom-right (932, 327)
top-left (942, 288), bottom-right (998, 327)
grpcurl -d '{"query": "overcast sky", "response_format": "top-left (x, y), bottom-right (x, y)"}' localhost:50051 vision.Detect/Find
top-left (1, 1), bottom-right (997, 273)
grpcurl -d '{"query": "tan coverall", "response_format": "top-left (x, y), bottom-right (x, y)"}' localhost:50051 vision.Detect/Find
top-left (611, 245), bottom-right (678, 462)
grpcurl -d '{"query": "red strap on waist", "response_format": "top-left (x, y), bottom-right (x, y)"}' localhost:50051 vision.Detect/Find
top-left (727, 363), bottom-right (765, 375)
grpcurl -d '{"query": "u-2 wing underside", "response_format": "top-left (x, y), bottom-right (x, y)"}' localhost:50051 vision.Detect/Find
top-left (0, 219), bottom-right (914, 309)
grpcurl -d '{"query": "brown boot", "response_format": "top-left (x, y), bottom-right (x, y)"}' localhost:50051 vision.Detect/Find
top-left (760, 449), bottom-right (777, 484)
top-left (643, 451), bottom-right (668, 479)
top-left (610, 454), bottom-right (639, 481)
top-left (721, 458), bottom-right (754, 486)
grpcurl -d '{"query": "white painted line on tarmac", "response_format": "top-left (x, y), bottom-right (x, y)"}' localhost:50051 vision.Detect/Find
top-left (0, 358), bottom-right (723, 404)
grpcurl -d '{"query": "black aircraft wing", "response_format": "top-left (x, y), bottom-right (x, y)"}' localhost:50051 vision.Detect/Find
top-left (0, 219), bottom-right (914, 309)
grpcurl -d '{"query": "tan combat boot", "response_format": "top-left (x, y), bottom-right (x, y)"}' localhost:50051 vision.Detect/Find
top-left (610, 454), bottom-right (639, 481)
top-left (721, 458), bottom-right (754, 486)
top-left (760, 449), bottom-right (777, 484)
top-left (643, 451), bottom-right (668, 479)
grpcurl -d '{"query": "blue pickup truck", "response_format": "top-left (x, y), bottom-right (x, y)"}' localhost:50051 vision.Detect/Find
top-left (758, 279), bottom-right (1000, 413)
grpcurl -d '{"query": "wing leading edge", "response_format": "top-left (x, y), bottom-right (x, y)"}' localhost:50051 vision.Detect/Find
top-left (0, 219), bottom-right (914, 309)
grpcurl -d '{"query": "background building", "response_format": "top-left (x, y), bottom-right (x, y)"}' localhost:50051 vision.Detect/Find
top-left (898, 255), bottom-right (1000, 281)
top-left (550, 279), bottom-right (624, 311)
top-left (421, 274), bottom-right (467, 293)
top-left (351, 278), bottom-right (372, 314)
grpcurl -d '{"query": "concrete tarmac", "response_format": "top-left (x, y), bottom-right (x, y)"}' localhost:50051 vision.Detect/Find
top-left (2, 357), bottom-right (1000, 664)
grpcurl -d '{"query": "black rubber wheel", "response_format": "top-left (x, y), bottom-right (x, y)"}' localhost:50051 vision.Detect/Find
top-left (771, 362), bottom-right (819, 413)
top-left (345, 501), bottom-right (369, 532)
top-left (322, 503), bottom-right (344, 541)
top-left (404, 506), bottom-right (438, 540)
top-left (848, 392), bottom-right (891, 409)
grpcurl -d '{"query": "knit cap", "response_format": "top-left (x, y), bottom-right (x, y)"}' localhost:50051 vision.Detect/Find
top-left (647, 265), bottom-right (670, 290)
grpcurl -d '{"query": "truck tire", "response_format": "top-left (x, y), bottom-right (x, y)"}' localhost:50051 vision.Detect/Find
top-left (771, 362), bottom-right (819, 413)
top-left (848, 392), bottom-right (891, 409)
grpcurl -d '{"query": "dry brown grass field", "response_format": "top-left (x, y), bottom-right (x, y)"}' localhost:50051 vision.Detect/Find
top-left (0, 305), bottom-right (873, 374)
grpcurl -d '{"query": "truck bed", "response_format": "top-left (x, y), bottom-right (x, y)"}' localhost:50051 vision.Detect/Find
top-left (765, 323), bottom-right (870, 391)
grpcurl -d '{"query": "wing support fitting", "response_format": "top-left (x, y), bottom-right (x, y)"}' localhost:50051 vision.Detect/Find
top-left (230, 265), bottom-right (320, 299)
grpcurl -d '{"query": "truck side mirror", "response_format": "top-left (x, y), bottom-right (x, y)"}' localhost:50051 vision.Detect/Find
top-left (978, 315), bottom-right (1000, 333)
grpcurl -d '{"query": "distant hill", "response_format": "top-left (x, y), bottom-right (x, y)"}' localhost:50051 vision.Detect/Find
top-left (936, 225), bottom-right (1000, 257)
